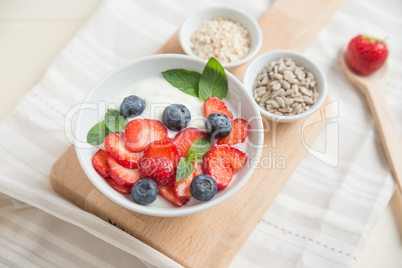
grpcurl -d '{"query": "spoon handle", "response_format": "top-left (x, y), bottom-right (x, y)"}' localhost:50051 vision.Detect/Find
top-left (364, 86), bottom-right (402, 192)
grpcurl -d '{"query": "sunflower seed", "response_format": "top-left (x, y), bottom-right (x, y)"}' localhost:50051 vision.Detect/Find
top-left (295, 68), bottom-right (306, 80)
top-left (313, 92), bottom-right (319, 102)
top-left (300, 86), bottom-right (312, 96)
top-left (279, 106), bottom-right (293, 113)
top-left (292, 84), bottom-right (299, 93)
top-left (274, 73), bottom-right (284, 80)
top-left (284, 89), bottom-right (294, 96)
top-left (291, 92), bottom-right (302, 98)
top-left (272, 88), bottom-right (285, 98)
top-left (294, 106), bottom-right (302, 114)
top-left (260, 76), bottom-right (269, 85)
top-left (260, 92), bottom-right (272, 103)
top-left (285, 98), bottom-right (295, 106)
top-left (254, 86), bottom-right (267, 92)
top-left (283, 70), bottom-right (295, 82)
top-left (280, 80), bottom-right (291, 89)
top-left (302, 96), bottom-right (314, 105)
top-left (267, 107), bottom-right (278, 113)
top-left (267, 99), bottom-right (280, 108)
top-left (291, 102), bottom-right (299, 108)
top-left (272, 82), bottom-right (281, 90)
top-left (275, 96), bottom-right (286, 108)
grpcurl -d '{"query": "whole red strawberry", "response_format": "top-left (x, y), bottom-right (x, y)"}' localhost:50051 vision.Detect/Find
top-left (346, 35), bottom-right (388, 75)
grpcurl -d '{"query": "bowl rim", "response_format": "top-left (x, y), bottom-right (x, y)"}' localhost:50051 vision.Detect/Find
top-left (243, 49), bottom-right (328, 122)
top-left (75, 53), bottom-right (264, 217)
top-left (179, 6), bottom-right (263, 69)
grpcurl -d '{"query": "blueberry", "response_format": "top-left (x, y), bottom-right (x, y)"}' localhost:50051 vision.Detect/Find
top-left (162, 104), bottom-right (191, 131)
top-left (131, 178), bottom-right (158, 205)
top-left (205, 113), bottom-right (232, 139)
top-left (120, 95), bottom-right (146, 117)
top-left (190, 174), bottom-right (218, 201)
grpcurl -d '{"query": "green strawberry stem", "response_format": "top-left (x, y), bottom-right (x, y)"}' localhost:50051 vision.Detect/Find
top-left (361, 35), bottom-right (385, 44)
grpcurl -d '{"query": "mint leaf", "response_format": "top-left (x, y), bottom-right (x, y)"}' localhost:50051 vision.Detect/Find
top-left (176, 157), bottom-right (195, 182)
top-left (162, 69), bottom-right (201, 98)
top-left (187, 137), bottom-right (212, 162)
top-left (104, 109), bottom-right (128, 133)
top-left (87, 121), bottom-right (110, 146)
top-left (198, 57), bottom-right (228, 101)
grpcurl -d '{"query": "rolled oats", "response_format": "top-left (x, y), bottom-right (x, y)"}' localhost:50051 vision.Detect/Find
top-left (191, 18), bottom-right (250, 64)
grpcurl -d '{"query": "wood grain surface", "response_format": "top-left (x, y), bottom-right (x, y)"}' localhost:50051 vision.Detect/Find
top-left (50, 0), bottom-right (341, 267)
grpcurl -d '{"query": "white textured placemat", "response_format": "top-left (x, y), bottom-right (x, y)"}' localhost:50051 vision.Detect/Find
top-left (0, 0), bottom-right (401, 267)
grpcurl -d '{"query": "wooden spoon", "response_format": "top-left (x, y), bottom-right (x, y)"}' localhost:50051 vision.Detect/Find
top-left (339, 46), bottom-right (402, 192)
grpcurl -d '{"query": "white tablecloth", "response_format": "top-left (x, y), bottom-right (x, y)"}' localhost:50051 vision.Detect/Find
top-left (0, 0), bottom-right (401, 267)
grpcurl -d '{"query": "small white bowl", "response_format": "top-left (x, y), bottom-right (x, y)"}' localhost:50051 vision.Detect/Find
top-left (243, 50), bottom-right (328, 122)
top-left (179, 6), bottom-right (262, 70)
top-left (74, 54), bottom-right (263, 217)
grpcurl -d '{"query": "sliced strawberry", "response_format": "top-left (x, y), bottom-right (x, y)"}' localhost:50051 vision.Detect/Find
top-left (174, 128), bottom-right (209, 157)
top-left (139, 156), bottom-right (175, 186)
top-left (204, 145), bottom-right (247, 174)
top-left (92, 149), bottom-right (109, 178)
top-left (174, 161), bottom-right (203, 198)
top-left (106, 155), bottom-right (140, 187)
top-left (203, 97), bottom-right (233, 120)
top-left (125, 119), bottom-right (168, 152)
top-left (144, 137), bottom-right (181, 168)
top-left (158, 185), bottom-right (189, 207)
top-left (203, 155), bottom-right (233, 190)
top-left (104, 177), bottom-right (131, 194)
top-left (217, 118), bottom-right (250, 146)
top-left (92, 149), bottom-right (131, 193)
top-left (104, 133), bottom-right (143, 169)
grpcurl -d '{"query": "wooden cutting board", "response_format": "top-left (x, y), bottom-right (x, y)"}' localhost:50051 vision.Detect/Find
top-left (50, 0), bottom-right (341, 267)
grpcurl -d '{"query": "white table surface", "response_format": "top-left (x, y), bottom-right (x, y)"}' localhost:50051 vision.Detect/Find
top-left (1, 0), bottom-right (401, 267)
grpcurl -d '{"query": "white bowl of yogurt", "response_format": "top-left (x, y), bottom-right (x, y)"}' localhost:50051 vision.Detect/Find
top-left (74, 54), bottom-right (263, 217)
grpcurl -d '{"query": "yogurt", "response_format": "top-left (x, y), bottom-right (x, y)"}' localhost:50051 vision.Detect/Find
top-left (113, 75), bottom-right (238, 137)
